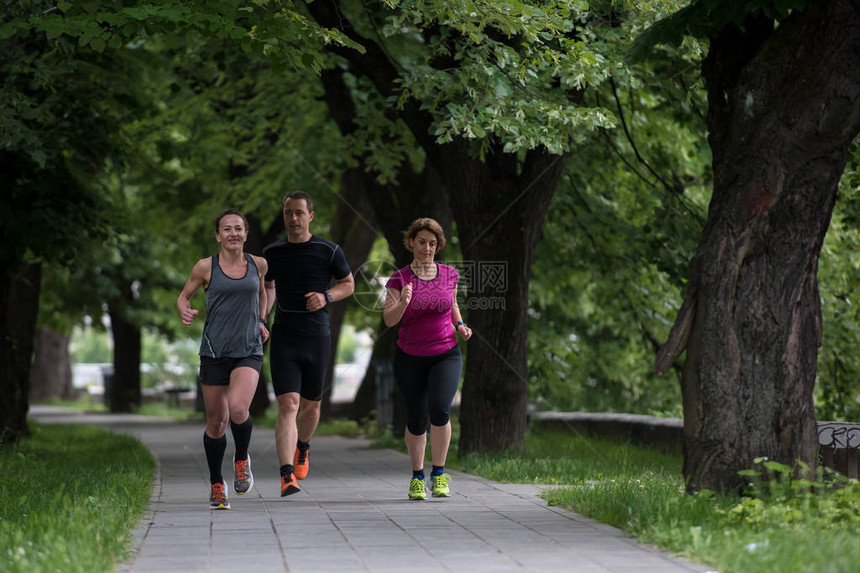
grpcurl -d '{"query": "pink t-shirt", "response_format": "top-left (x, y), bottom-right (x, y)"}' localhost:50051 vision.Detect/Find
top-left (385, 263), bottom-right (459, 356)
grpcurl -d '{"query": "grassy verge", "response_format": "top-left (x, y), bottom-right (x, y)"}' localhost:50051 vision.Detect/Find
top-left (0, 423), bottom-right (154, 573)
top-left (21, 404), bottom-right (860, 572)
top-left (539, 453), bottom-right (860, 573)
top-left (375, 424), bottom-right (860, 573)
top-left (39, 396), bottom-right (201, 420)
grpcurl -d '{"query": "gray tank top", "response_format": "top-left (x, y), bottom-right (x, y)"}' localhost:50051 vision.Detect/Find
top-left (199, 253), bottom-right (264, 358)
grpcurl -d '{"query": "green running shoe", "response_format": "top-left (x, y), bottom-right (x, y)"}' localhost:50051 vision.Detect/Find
top-left (431, 473), bottom-right (451, 497)
top-left (408, 476), bottom-right (427, 500)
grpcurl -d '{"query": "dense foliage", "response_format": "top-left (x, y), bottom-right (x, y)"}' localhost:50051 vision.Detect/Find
top-left (3, 0), bottom-right (860, 425)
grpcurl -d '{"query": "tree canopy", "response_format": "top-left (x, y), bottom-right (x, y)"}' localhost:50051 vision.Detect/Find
top-left (3, 0), bottom-right (860, 495)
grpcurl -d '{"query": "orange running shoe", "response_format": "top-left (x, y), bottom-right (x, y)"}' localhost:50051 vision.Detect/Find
top-left (209, 480), bottom-right (231, 510)
top-left (280, 473), bottom-right (301, 497)
top-left (233, 454), bottom-right (253, 495)
top-left (293, 447), bottom-right (310, 480)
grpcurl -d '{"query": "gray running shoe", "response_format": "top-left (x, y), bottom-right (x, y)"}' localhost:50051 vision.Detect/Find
top-left (209, 480), bottom-right (231, 510)
top-left (233, 454), bottom-right (254, 495)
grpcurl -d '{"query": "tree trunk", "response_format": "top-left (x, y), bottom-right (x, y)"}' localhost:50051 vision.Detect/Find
top-left (306, 1), bottom-right (565, 451)
top-left (108, 305), bottom-right (142, 413)
top-left (322, 168), bottom-right (379, 418)
top-left (444, 144), bottom-right (566, 453)
top-left (656, 0), bottom-right (860, 492)
top-left (29, 327), bottom-right (73, 402)
top-left (318, 65), bottom-right (453, 424)
top-left (0, 262), bottom-right (41, 445)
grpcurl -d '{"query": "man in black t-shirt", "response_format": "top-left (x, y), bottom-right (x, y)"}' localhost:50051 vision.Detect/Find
top-left (263, 191), bottom-right (354, 497)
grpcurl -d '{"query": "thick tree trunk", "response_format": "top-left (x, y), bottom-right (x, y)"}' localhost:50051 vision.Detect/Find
top-left (347, 162), bottom-right (452, 427)
top-left (29, 327), bottom-right (73, 402)
top-left (306, 1), bottom-right (563, 451)
top-left (108, 305), bottom-right (142, 413)
top-left (0, 262), bottom-right (41, 445)
top-left (318, 66), bottom-right (452, 424)
top-left (340, 163), bottom-right (452, 425)
top-left (446, 144), bottom-right (565, 454)
top-left (656, 0), bottom-right (860, 492)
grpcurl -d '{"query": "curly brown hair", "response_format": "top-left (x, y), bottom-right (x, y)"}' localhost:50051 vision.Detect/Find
top-left (402, 217), bottom-right (447, 253)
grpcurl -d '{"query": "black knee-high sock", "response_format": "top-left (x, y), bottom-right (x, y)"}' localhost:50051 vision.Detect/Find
top-left (203, 432), bottom-right (227, 485)
top-left (230, 416), bottom-right (253, 461)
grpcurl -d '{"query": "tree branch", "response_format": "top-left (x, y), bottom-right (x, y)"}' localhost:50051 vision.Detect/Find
top-left (305, 0), bottom-right (438, 159)
top-left (654, 277), bottom-right (697, 376)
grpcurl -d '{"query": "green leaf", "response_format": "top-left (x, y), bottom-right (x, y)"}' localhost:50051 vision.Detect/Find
top-left (30, 149), bottom-right (47, 167)
top-left (0, 21), bottom-right (24, 40)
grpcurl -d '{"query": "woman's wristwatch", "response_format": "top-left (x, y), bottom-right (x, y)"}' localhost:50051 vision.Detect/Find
top-left (455, 320), bottom-right (467, 328)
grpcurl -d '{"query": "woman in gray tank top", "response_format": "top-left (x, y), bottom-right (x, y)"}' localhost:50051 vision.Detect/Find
top-left (176, 209), bottom-right (270, 510)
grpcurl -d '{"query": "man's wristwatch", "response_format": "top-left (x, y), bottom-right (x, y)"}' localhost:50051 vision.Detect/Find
top-left (325, 291), bottom-right (334, 305)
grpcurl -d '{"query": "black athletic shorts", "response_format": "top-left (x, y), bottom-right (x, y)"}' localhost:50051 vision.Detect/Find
top-left (198, 355), bottom-right (263, 387)
top-left (269, 328), bottom-right (331, 400)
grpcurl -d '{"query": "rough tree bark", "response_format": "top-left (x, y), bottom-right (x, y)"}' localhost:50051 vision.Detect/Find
top-left (0, 263), bottom-right (41, 445)
top-left (447, 145), bottom-right (565, 453)
top-left (655, 0), bottom-right (860, 492)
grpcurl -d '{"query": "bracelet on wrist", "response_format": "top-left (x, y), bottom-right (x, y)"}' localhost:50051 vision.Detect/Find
top-left (259, 317), bottom-right (269, 326)
top-left (455, 320), bottom-right (466, 328)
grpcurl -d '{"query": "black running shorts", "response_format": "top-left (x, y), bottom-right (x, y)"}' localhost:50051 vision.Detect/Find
top-left (198, 355), bottom-right (263, 386)
top-left (269, 327), bottom-right (331, 400)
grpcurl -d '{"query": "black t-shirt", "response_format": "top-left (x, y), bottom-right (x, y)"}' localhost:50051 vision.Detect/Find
top-left (263, 235), bottom-right (351, 336)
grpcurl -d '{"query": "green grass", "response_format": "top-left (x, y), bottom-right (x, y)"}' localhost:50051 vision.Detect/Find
top-left (0, 423), bottom-right (154, 573)
top-left (542, 460), bottom-right (860, 573)
top-left (375, 425), bottom-right (860, 573)
top-left (39, 396), bottom-right (202, 420)
top-left (18, 405), bottom-right (860, 573)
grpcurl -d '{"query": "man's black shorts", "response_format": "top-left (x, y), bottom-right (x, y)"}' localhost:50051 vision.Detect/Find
top-left (269, 329), bottom-right (331, 400)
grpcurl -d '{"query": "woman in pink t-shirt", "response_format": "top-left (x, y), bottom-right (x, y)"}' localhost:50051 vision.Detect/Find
top-left (383, 218), bottom-right (473, 500)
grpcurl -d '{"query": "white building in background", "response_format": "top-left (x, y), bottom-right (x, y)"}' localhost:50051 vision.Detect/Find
top-left (332, 328), bottom-right (373, 403)
top-left (71, 329), bottom-right (373, 405)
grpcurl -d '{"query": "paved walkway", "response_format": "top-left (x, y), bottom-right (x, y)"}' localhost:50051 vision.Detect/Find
top-left (30, 406), bottom-right (716, 573)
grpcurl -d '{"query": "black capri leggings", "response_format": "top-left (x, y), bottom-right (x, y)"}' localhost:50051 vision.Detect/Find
top-left (393, 345), bottom-right (462, 436)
